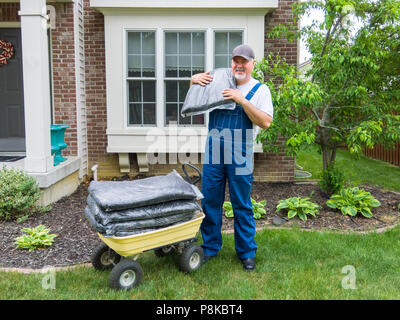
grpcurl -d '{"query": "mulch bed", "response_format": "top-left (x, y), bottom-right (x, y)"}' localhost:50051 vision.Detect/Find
top-left (1, 177), bottom-right (399, 270)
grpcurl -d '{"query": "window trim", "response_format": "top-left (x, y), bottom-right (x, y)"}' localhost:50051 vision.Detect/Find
top-left (124, 29), bottom-right (158, 128)
top-left (123, 27), bottom-right (246, 129)
top-left (163, 30), bottom-right (207, 127)
top-left (213, 29), bottom-right (244, 69)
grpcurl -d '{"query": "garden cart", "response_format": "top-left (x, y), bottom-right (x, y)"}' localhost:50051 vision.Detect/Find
top-left (90, 163), bottom-right (205, 290)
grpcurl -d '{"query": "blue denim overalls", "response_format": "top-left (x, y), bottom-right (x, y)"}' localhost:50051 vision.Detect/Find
top-left (201, 82), bottom-right (262, 259)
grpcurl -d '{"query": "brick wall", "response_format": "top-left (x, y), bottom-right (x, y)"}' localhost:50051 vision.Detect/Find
top-left (254, 147), bottom-right (295, 182)
top-left (51, 3), bottom-right (78, 156)
top-left (259, 0), bottom-right (298, 182)
top-left (264, 0), bottom-right (298, 65)
top-left (0, 3), bottom-right (19, 22)
top-left (83, 0), bottom-right (108, 166)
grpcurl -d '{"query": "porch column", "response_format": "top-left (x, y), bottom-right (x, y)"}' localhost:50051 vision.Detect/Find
top-left (19, 0), bottom-right (53, 173)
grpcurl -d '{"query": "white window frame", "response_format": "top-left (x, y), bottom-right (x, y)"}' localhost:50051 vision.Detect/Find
top-left (123, 27), bottom-right (247, 130)
top-left (163, 29), bottom-right (207, 127)
top-left (213, 29), bottom-right (244, 69)
top-left (124, 29), bottom-right (157, 127)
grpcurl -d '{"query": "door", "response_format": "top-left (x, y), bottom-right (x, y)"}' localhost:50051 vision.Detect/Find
top-left (0, 28), bottom-right (25, 152)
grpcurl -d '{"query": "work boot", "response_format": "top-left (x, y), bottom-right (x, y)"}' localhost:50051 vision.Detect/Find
top-left (240, 258), bottom-right (256, 271)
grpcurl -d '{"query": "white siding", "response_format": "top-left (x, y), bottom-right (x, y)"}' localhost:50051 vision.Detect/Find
top-left (74, 0), bottom-right (88, 177)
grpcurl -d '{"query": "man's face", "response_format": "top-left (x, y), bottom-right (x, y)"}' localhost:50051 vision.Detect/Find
top-left (232, 56), bottom-right (254, 82)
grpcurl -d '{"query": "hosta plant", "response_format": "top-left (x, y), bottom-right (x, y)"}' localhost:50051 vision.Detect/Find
top-left (326, 187), bottom-right (381, 218)
top-left (276, 197), bottom-right (321, 221)
top-left (15, 225), bottom-right (57, 252)
top-left (223, 198), bottom-right (267, 219)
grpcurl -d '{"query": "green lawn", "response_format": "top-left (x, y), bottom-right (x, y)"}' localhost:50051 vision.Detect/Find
top-left (1, 148), bottom-right (400, 300)
top-left (296, 146), bottom-right (400, 192)
top-left (1, 226), bottom-right (400, 299)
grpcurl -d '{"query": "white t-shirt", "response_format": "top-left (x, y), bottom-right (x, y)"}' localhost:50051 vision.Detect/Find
top-left (236, 77), bottom-right (274, 140)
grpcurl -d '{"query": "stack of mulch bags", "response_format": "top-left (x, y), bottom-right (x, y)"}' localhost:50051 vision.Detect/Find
top-left (84, 170), bottom-right (203, 237)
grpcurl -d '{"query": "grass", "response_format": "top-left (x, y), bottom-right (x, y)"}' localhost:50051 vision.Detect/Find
top-left (1, 226), bottom-right (400, 300)
top-left (1, 147), bottom-right (400, 300)
top-left (296, 146), bottom-right (400, 192)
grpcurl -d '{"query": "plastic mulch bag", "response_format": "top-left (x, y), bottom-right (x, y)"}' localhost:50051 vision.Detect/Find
top-left (84, 206), bottom-right (197, 237)
top-left (88, 170), bottom-right (203, 212)
top-left (84, 207), bottom-right (158, 236)
top-left (87, 195), bottom-right (201, 225)
top-left (181, 68), bottom-right (236, 117)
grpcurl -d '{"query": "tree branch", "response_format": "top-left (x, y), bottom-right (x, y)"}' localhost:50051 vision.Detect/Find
top-left (312, 14), bottom-right (344, 83)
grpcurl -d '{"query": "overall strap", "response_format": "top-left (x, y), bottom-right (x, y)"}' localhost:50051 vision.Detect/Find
top-left (245, 82), bottom-right (262, 101)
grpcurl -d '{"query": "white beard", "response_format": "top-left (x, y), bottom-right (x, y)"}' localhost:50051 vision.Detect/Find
top-left (234, 72), bottom-right (246, 81)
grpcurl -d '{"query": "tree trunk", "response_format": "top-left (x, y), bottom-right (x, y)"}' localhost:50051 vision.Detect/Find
top-left (321, 146), bottom-right (337, 171)
top-left (322, 145), bottom-right (330, 171)
top-left (319, 106), bottom-right (337, 171)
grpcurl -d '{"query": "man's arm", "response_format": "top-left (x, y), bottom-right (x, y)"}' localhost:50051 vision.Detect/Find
top-left (222, 88), bottom-right (272, 129)
top-left (190, 71), bottom-right (213, 87)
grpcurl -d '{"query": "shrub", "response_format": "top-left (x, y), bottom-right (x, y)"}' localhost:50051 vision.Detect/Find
top-left (276, 197), bottom-right (321, 221)
top-left (326, 187), bottom-right (381, 218)
top-left (223, 198), bottom-right (267, 219)
top-left (14, 225), bottom-right (57, 252)
top-left (0, 167), bottom-right (42, 221)
top-left (319, 164), bottom-right (346, 196)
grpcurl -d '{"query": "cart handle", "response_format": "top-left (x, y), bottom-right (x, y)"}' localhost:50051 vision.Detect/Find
top-left (182, 162), bottom-right (202, 185)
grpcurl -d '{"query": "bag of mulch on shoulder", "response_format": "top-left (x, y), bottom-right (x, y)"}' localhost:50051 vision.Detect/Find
top-left (87, 194), bottom-right (201, 225)
top-left (181, 68), bottom-right (236, 117)
top-left (88, 170), bottom-right (203, 212)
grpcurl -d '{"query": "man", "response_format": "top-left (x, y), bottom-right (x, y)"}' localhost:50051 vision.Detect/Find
top-left (190, 44), bottom-right (273, 271)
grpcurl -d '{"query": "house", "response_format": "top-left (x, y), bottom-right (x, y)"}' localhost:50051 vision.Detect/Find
top-left (297, 59), bottom-right (311, 80)
top-left (0, 0), bottom-right (298, 206)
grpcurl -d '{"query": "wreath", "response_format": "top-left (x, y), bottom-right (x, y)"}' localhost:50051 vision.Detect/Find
top-left (0, 40), bottom-right (14, 67)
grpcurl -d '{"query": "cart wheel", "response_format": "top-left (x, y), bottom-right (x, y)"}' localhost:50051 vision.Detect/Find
top-left (109, 260), bottom-right (143, 290)
top-left (91, 243), bottom-right (121, 271)
top-left (154, 245), bottom-right (174, 258)
top-left (179, 244), bottom-right (204, 273)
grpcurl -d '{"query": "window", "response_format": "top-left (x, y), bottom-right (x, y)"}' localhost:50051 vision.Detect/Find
top-left (127, 31), bottom-right (156, 126)
top-left (164, 31), bottom-right (205, 126)
top-left (125, 29), bottom-right (244, 128)
top-left (214, 31), bottom-right (243, 68)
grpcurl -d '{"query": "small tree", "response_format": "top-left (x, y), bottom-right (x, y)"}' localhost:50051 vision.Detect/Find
top-left (254, 0), bottom-right (400, 171)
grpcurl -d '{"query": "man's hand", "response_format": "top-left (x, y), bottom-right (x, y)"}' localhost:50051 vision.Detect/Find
top-left (223, 88), bottom-right (272, 129)
top-left (190, 72), bottom-right (213, 87)
top-left (222, 88), bottom-right (245, 105)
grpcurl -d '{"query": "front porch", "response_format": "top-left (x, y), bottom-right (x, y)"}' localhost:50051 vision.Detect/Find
top-left (0, 0), bottom-right (84, 205)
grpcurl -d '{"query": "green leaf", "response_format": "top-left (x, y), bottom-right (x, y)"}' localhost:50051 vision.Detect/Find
top-left (348, 206), bottom-right (357, 217)
top-left (326, 200), bottom-right (338, 208)
top-left (298, 212), bottom-right (307, 221)
top-left (287, 210), bottom-right (297, 219)
top-left (360, 208), bottom-right (373, 218)
top-left (223, 201), bottom-right (232, 210)
top-left (276, 202), bottom-right (289, 211)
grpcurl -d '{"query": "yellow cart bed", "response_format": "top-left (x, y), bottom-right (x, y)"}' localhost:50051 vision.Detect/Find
top-left (89, 163), bottom-right (205, 290)
top-left (91, 212), bottom-right (205, 290)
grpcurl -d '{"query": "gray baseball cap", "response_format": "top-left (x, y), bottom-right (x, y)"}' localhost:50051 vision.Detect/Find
top-left (232, 44), bottom-right (255, 61)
